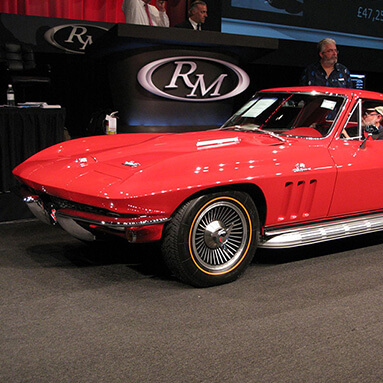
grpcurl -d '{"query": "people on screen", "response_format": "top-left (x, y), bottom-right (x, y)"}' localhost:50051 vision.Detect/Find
top-left (122, 0), bottom-right (169, 27)
top-left (300, 38), bottom-right (352, 88)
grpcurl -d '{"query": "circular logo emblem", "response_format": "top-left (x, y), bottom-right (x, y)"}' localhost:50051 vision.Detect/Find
top-left (44, 24), bottom-right (108, 54)
top-left (137, 56), bottom-right (250, 102)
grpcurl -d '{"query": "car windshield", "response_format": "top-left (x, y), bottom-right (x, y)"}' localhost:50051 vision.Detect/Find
top-left (221, 91), bottom-right (346, 138)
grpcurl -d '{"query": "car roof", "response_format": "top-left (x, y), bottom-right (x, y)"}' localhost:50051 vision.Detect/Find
top-left (257, 86), bottom-right (383, 100)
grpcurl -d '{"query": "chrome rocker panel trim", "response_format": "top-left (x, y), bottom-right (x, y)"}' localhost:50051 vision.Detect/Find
top-left (259, 213), bottom-right (383, 249)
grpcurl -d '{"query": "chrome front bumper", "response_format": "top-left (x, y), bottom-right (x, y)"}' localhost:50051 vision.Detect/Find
top-left (23, 195), bottom-right (53, 225)
top-left (24, 195), bottom-right (96, 241)
top-left (23, 194), bottom-right (169, 243)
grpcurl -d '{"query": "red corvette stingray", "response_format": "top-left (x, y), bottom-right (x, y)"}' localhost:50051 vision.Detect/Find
top-left (13, 87), bottom-right (383, 286)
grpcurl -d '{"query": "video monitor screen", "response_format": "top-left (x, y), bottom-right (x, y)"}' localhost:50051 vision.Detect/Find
top-left (222, 0), bottom-right (383, 50)
top-left (350, 74), bottom-right (366, 90)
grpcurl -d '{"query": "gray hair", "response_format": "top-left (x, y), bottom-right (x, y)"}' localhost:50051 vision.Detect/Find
top-left (188, 1), bottom-right (207, 17)
top-left (318, 38), bottom-right (336, 53)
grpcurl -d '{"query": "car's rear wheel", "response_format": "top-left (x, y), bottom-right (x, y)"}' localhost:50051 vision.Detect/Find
top-left (161, 191), bottom-right (259, 287)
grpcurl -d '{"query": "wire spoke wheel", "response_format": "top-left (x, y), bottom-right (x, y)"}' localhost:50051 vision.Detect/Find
top-left (190, 200), bottom-right (249, 273)
top-left (162, 191), bottom-right (259, 287)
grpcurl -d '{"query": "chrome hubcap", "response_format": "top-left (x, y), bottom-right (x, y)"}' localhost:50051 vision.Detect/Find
top-left (204, 221), bottom-right (233, 249)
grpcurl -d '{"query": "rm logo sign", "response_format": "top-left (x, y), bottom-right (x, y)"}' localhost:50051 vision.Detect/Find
top-left (44, 24), bottom-right (108, 54)
top-left (137, 56), bottom-right (250, 102)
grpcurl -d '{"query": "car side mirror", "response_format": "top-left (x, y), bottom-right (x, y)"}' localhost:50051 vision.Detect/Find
top-left (360, 125), bottom-right (378, 149)
top-left (364, 124), bottom-right (379, 134)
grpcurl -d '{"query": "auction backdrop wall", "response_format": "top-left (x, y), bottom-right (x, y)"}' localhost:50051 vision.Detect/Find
top-left (0, 0), bottom-right (191, 27)
top-left (0, 0), bottom-right (126, 22)
top-left (2, 2), bottom-right (383, 139)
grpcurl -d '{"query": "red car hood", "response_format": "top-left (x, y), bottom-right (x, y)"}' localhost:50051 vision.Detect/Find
top-left (13, 130), bottom-right (284, 200)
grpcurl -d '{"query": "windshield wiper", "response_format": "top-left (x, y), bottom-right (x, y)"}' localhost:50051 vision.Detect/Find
top-left (222, 124), bottom-right (286, 142)
top-left (251, 126), bottom-right (286, 142)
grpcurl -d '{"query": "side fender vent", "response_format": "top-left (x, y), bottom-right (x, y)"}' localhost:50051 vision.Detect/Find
top-left (278, 179), bottom-right (317, 222)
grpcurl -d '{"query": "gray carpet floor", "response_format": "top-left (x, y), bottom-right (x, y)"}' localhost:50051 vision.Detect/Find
top-left (1, 220), bottom-right (383, 382)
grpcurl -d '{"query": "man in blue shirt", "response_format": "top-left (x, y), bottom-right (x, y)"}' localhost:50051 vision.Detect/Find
top-left (300, 38), bottom-right (352, 88)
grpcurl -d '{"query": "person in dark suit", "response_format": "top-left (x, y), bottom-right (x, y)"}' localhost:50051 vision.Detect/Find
top-left (174, 1), bottom-right (207, 30)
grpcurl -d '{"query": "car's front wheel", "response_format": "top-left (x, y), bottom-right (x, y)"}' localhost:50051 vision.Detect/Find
top-left (161, 191), bottom-right (259, 287)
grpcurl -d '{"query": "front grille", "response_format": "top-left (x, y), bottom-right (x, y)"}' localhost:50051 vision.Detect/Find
top-left (48, 195), bottom-right (123, 218)
top-left (20, 184), bottom-right (137, 219)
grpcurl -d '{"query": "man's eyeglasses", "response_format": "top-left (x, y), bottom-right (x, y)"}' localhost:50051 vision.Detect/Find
top-left (322, 49), bottom-right (339, 54)
top-left (363, 111), bottom-right (379, 116)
